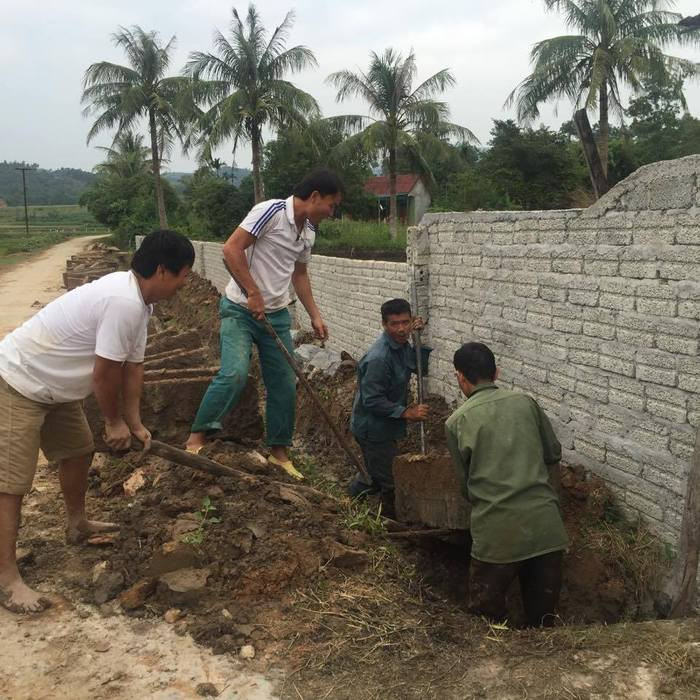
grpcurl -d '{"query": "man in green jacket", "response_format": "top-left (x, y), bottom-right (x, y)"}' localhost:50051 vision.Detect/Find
top-left (445, 342), bottom-right (568, 627)
top-left (349, 298), bottom-right (430, 519)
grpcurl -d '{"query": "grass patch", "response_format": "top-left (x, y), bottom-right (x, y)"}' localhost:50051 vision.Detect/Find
top-left (0, 204), bottom-right (109, 260)
top-left (315, 218), bottom-right (407, 254)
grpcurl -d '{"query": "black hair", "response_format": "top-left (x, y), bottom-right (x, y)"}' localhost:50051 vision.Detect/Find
top-left (292, 168), bottom-right (345, 199)
top-left (453, 342), bottom-right (497, 384)
top-left (381, 298), bottom-right (412, 322)
top-left (131, 230), bottom-right (195, 278)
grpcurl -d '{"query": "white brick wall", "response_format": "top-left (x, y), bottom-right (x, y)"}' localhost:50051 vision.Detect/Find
top-left (137, 155), bottom-right (699, 548)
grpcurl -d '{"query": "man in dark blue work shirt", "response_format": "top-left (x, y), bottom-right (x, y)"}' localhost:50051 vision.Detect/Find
top-left (348, 298), bottom-right (430, 518)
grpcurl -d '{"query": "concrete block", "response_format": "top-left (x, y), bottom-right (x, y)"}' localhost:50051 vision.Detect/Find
top-left (636, 364), bottom-right (678, 387)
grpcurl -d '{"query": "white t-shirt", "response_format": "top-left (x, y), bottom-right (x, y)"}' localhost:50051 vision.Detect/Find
top-left (225, 195), bottom-right (315, 311)
top-left (0, 271), bottom-right (152, 404)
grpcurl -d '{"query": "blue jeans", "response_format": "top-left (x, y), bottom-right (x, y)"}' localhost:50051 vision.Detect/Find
top-left (191, 298), bottom-right (296, 446)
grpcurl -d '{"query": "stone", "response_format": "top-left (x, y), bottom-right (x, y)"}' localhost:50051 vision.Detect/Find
top-left (92, 561), bottom-right (110, 584)
top-left (323, 539), bottom-right (369, 570)
top-left (174, 620), bottom-right (189, 636)
top-left (119, 578), bottom-right (157, 610)
top-left (94, 571), bottom-right (125, 604)
top-left (123, 469), bottom-right (147, 497)
top-left (308, 348), bottom-right (343, 376)
top-left (94, 641), bottom-right (111, 653)
top-left (196, 683), bottom-right (219, 697)
top-left (149, 541), bottom-right (201, 576)
top-left (171, 514), bottom-right (201, 541)
top-left (294, 344), bottom-right (321, 364)
top-left (239, 645), bottom-right (256, 660)
top-left (159, 567), bottom-right (210, 594)
top-left (164, 608), bottom-right (182, 624)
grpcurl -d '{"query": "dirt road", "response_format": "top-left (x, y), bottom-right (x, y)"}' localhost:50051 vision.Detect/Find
top-left (0, 237), bottom-right (278, 700)
top-left (0, 235), bottom-right (108, 339)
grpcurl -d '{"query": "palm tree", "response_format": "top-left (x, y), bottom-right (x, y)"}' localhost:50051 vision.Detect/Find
top-left (327, 49), bottom-right (475, 238)
top-left (507, 0), bottom-right (696, 180)
top-left (82, 26), bottom-right (189, 227)
top-left (184, 4), bottom-right (319, 202)
top-left (94, 131), bottom-right (152, 179)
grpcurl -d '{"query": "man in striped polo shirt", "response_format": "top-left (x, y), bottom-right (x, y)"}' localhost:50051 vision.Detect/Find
top-left (186, 169), bottom-right (343, 479)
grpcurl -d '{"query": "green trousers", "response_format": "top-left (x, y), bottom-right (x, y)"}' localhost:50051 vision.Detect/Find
top-left (191, 297), bottom-right (296, 446)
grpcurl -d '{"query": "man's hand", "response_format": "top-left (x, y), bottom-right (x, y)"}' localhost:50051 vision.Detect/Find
top-left (412, 316), bottom-right (425, 332)
top-left (247, 290), bottom-right (266, 320)
top-left (104, 418), bottom-right (132, 450)
top-left (311, 315), bottom-right (329, 341)
top-left (402, 404), bottom-right (429, 422)
top-left (128, 421), bottom-right (152, 452)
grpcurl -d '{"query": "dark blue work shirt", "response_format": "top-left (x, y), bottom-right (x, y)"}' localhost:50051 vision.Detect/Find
top-left (351, 331), bottom-right (431, 443)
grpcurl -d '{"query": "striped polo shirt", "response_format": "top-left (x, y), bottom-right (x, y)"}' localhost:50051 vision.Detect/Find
top-left (225, 196), bottom-right (316, 311)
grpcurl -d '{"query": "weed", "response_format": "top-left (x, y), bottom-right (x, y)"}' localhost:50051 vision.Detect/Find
top-left (182, 496), bottom-right (221, 549)
top-left (342, 498), bottom-right (387, 537)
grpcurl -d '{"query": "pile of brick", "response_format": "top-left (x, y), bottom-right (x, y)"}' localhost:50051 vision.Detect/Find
top-left (63, 242), bottom-right (131, 290)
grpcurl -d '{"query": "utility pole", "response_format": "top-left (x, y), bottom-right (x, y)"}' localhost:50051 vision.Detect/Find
top-left (15, 165), bottom-right (36, 237)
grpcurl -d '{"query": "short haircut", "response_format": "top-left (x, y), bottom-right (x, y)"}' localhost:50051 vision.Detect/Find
top-left (131, 230), bottom-right (195, 278)
top-left (381, 298), bottom-right (412, 322)
top-left (292, 168), bottom-right (345, 199)
top-left (453, 342), bottom-right (497, 384)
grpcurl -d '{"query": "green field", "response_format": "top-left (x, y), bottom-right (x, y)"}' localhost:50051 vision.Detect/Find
top-left (0, 204), bottom-right (109, 265)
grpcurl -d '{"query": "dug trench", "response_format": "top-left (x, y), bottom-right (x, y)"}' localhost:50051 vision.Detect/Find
top-left (12, 253), bottom-right (700, 699)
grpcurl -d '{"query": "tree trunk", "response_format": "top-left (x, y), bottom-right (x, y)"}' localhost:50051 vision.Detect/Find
top-left (149, 109), bottom-right (168, 229)
top-left (388, 145), bottom-right (398, 240)
top-left (598, 81), bottom-right (609, 180)
top-left (251, 124), bottom-right (264, 204)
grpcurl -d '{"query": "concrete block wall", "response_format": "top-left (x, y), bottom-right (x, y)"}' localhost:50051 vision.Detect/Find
top-left (137, 154), bottom-right (699, 547)
top-left (408, 155), bottom-right (700, 546)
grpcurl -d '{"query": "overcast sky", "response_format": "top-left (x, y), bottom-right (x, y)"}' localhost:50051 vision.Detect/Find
top-left (2, 0), bottom-right (700, 173)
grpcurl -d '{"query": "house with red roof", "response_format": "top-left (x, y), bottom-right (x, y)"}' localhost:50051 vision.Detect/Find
top-left (363, 174), bottom-right (431, 225)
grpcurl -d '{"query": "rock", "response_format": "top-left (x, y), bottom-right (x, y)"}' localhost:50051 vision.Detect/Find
top-left (323, 539), bottom-right (369, 571)
top-left (94, 640), bottom-right (111, 653)
top-left (230, 528), bottom-right (254, 554)
top-left (123, 468), bottom-right (147, 497)
top-left (94, 571), bottom-right (125, 604)
top-left (171, 514), bottom-right (200, 541)
top-left (294, 344), bottom-right (321, 364)
top-left (149, 541), bottom-right (200, 576)
top-left (16, 547), bottom-right (34, 565)
top-left (196, 683), bottom-right (219, 697)
top-left (308, 348), bottom-right (342, 376)
top-left (164, 608), bottom-right (182, 624)
top-left (159, 567), bottom-right (210, 593)
top-left (92, 561), bottom-right (110, 584)
top-left (244, 521), bottom-right (267, 539)
top-left (221, 608), bottom-right (232, 619)
top-left (119, 578), bottom-right (157, 610)
top-left (239, 644), bottom-right (256, 660)
top-left (277, 486), bottom-right (311, 509)
top-left (205, 485), bottom-right (224, 498)
top-left (173, 620), bottom-right (189, 636)
top-left (235, 624), bottom-right (255, 637)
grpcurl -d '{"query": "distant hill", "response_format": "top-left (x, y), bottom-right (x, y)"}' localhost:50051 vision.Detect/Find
top-left (164, 166), bottom-right (251, 192)
top-left (0, 161), bottom-right (96, 206)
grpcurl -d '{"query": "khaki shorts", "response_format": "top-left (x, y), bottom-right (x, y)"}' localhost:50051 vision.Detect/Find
top-left (0, 377), bottom-right (95, 495)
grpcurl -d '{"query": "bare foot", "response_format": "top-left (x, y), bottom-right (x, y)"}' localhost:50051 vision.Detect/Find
top-left (185, 432), bottom-right (206, 454)
top-left (0, 577), bottom-right (51, 614)
top-left (66, 519), bottom-right (119, 545)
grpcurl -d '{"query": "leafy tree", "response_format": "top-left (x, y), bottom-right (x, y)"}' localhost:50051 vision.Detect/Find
top-left (82, 26), bottom-right (189, 227)
top-left (184, 4), bottom-right (319, 203)
top-left (183, 167), bottom-right (253, 238)
top-left (94, 132), bottom-right (152, 179)
top-left (0, 162), bottom-right (95, 205)
top-left (327, 48), bottom-right (475, 238)
top-left (507, 0), bottom-right (696, 181)
top-left (262, 120), bottom-right (375, 218)
top-left (478, 120), bottom-right (581, 210)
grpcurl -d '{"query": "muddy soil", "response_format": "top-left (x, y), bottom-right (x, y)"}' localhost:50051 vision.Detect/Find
top-left (8, 258), bottom-right (700, 699)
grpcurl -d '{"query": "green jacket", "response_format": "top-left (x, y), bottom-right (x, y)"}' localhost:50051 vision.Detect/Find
top-left (445, 383), bottom-right (569, 563)
top-left (351, 331), bottom-right (430, 443)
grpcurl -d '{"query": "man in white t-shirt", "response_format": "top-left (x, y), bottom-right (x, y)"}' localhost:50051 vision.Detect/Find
top-left (0, 230), bottom-right (194, 614)
top-left (185, 169), bottom-right (343, 479)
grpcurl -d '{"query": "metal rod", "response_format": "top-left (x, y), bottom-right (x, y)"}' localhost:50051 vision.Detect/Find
top-left (410, 265), bottom-right (426, 454)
